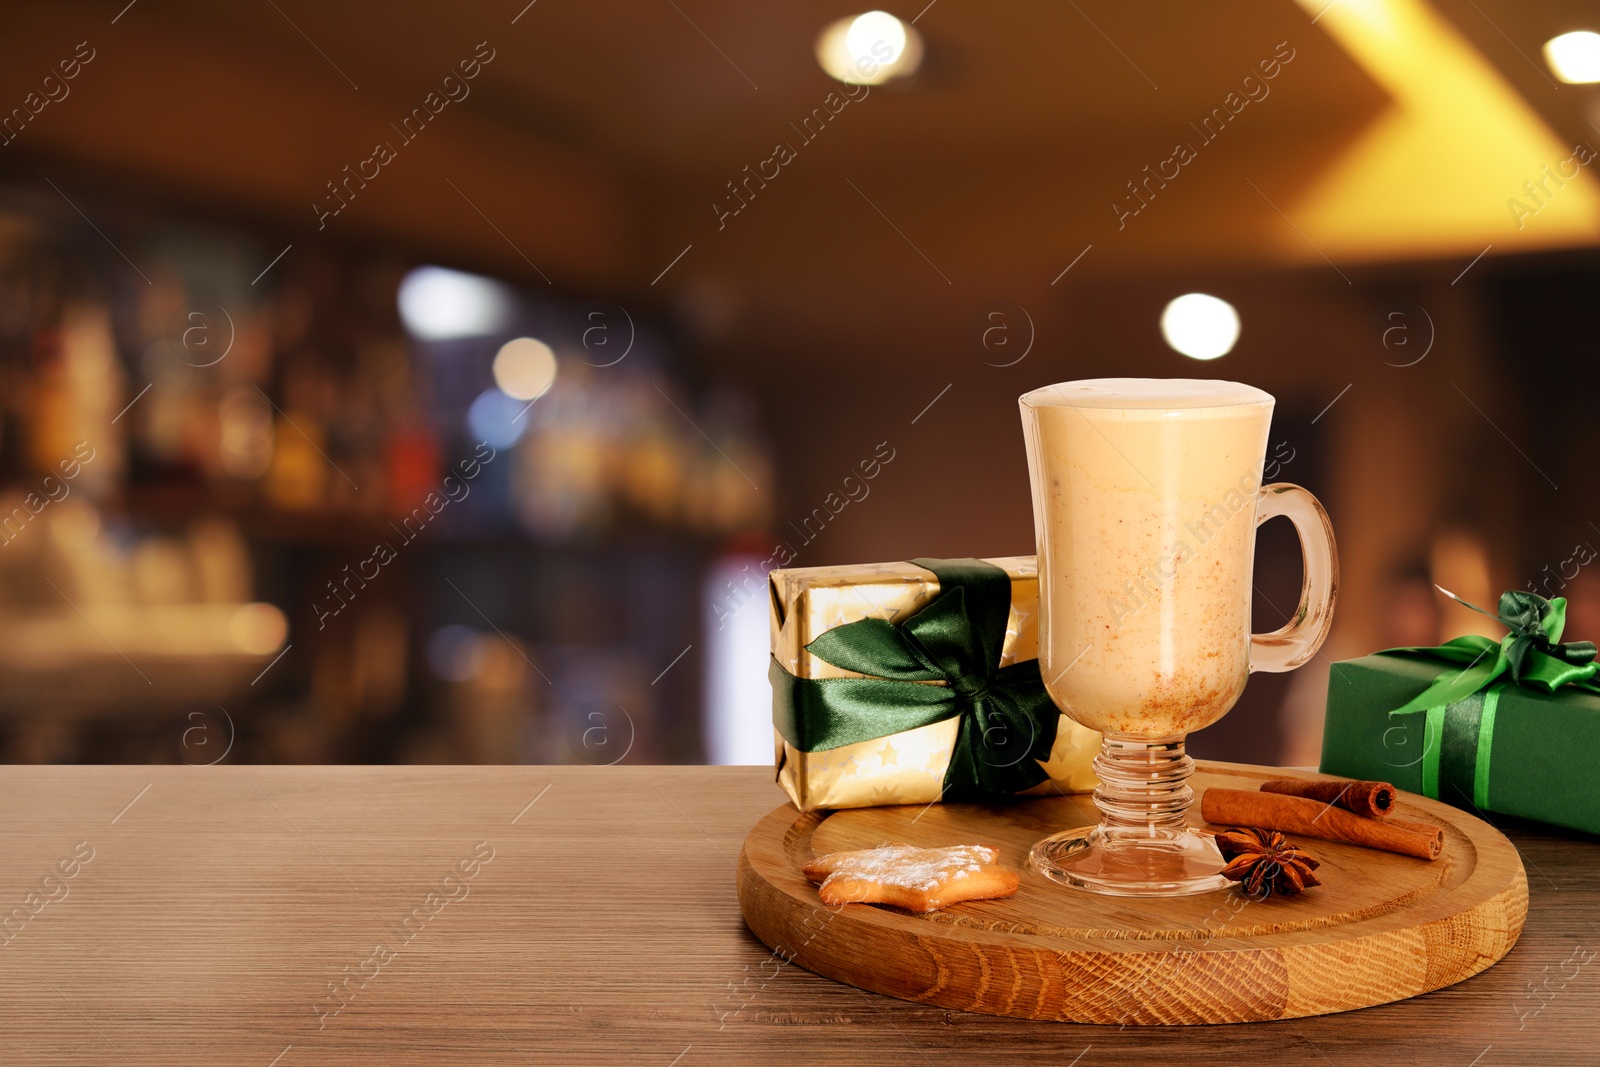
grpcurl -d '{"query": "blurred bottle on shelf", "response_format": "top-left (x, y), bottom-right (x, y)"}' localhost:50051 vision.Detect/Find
top-left (265, 412), bottom-right (328, 510)
top-left (386, 418), bottom-right (442, 517)
top-left (29, 302), bottom-right (125, 499)
top-left (217, 384), bottom-right (274, 481)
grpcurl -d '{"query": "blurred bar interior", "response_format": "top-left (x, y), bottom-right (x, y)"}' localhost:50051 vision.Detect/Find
top-left (2, 0), bottom-right (1600, 766)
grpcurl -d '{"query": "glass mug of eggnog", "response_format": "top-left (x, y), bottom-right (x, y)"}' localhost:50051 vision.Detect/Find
top-left (1019, 378), bottom-right (1337, 896)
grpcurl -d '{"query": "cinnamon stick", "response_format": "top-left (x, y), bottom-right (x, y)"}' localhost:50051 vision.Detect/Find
top-left (1200, 788), bottom-right (1443, 861)
top-left (1260, 778), bottom-right (1396, 819)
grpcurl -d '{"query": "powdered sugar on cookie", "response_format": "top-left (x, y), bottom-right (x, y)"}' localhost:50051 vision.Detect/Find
top-left (802, 842), bottom-right (1019, 913)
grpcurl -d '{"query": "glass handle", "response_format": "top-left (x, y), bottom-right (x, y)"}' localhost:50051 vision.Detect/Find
top-left (1249, 482), bottom-right (1339, 673)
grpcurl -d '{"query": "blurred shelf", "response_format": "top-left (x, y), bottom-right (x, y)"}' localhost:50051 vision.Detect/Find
top-left (116, 483), bottom-right (743, 556)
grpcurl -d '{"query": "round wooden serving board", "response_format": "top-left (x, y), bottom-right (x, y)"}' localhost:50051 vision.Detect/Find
top-left (737, 762), bottom-right (1528, 1024)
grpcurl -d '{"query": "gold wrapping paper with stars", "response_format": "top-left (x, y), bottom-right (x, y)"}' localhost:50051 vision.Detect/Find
top-left (769, 556), bottom-right (1099, 811)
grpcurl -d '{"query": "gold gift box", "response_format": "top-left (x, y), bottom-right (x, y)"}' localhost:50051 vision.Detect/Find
top-left (770, 556), bottom-right (1099, 811)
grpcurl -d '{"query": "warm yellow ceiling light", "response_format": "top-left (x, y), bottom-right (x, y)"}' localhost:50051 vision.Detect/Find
top-left (1288, 0), bottom-right (1600, 259)
top-left (816, 11), bottom-right (923, 85)
top-left (1545, 31), bottom-right (1600, 84)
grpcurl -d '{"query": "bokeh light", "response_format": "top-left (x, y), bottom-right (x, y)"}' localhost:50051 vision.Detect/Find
top-left (1544, 31), bottom-right (1600, 83)
top-left (467, 387), bottom-right (531, 449)
top-left (1160, 293), bottom-right (1241, 361)
top-left (493, 337), bottom-right (558, 401)
top-left (816, 10), bottom-right (923, 85)
top-left (398, 266), bottom-right (512, 340)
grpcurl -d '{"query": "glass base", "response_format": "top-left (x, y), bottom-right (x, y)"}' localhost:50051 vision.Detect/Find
top-left (1030, 733), bottom-right (1230, 897)
top-left (1030, 825), bottom-right (1230, 897)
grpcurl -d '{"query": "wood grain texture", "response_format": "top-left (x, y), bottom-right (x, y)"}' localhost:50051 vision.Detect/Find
top-left (0, 764), bottom-right (1591, 1065)
top-left (739, 763), bottom-right (1527, 1024)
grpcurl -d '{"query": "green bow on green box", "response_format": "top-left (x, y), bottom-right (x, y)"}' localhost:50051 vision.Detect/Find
top-left (769, 557), bottom-right (1060, 802)
top-left (1322, 588), bottom-right (1600, 835)
top-left (1392, 589), bottom-right (1599, 708)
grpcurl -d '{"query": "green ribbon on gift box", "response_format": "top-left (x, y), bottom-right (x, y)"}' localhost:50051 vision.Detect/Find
top-left (769, 557), bottom-right (1059, 803)
top-left (1380, 589), bottom-right (1600, 810)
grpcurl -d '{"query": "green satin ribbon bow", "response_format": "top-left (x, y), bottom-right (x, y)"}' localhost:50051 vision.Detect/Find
top-left (1382, 589), bottom-right (1599, 809)
top-left (770, 557), bottom-right (1059, 802)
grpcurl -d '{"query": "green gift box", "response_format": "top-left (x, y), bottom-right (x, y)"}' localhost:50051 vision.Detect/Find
top-left (1320, 589), bottom-right (1600, 837)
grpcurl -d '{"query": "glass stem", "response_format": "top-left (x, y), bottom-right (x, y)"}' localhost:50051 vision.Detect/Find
top-left (1091, 734), bottom-right (1194, 837)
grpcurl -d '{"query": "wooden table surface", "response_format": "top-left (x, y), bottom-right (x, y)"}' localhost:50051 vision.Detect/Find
top-left (0, 765), bottom-right (1594, 1065)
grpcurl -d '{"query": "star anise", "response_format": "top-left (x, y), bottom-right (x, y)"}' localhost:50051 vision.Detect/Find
top-left (1215, 828), bottom-right (1321, 899)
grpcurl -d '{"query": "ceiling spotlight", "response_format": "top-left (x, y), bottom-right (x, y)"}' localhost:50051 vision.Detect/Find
top-left (816, 10), bottom-right (923, 85)
top-left (1160, 293), bottom-right (1240, 361)
top-left (1544, 31), bottom-right (1600, 84)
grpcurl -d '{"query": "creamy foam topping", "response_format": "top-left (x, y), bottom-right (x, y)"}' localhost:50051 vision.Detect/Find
top-left (1020, 378), bottom-right (1274, 412)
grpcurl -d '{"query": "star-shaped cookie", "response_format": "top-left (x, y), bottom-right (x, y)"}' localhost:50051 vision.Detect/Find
top-left (802, 842), bottom-right (1020, 913)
